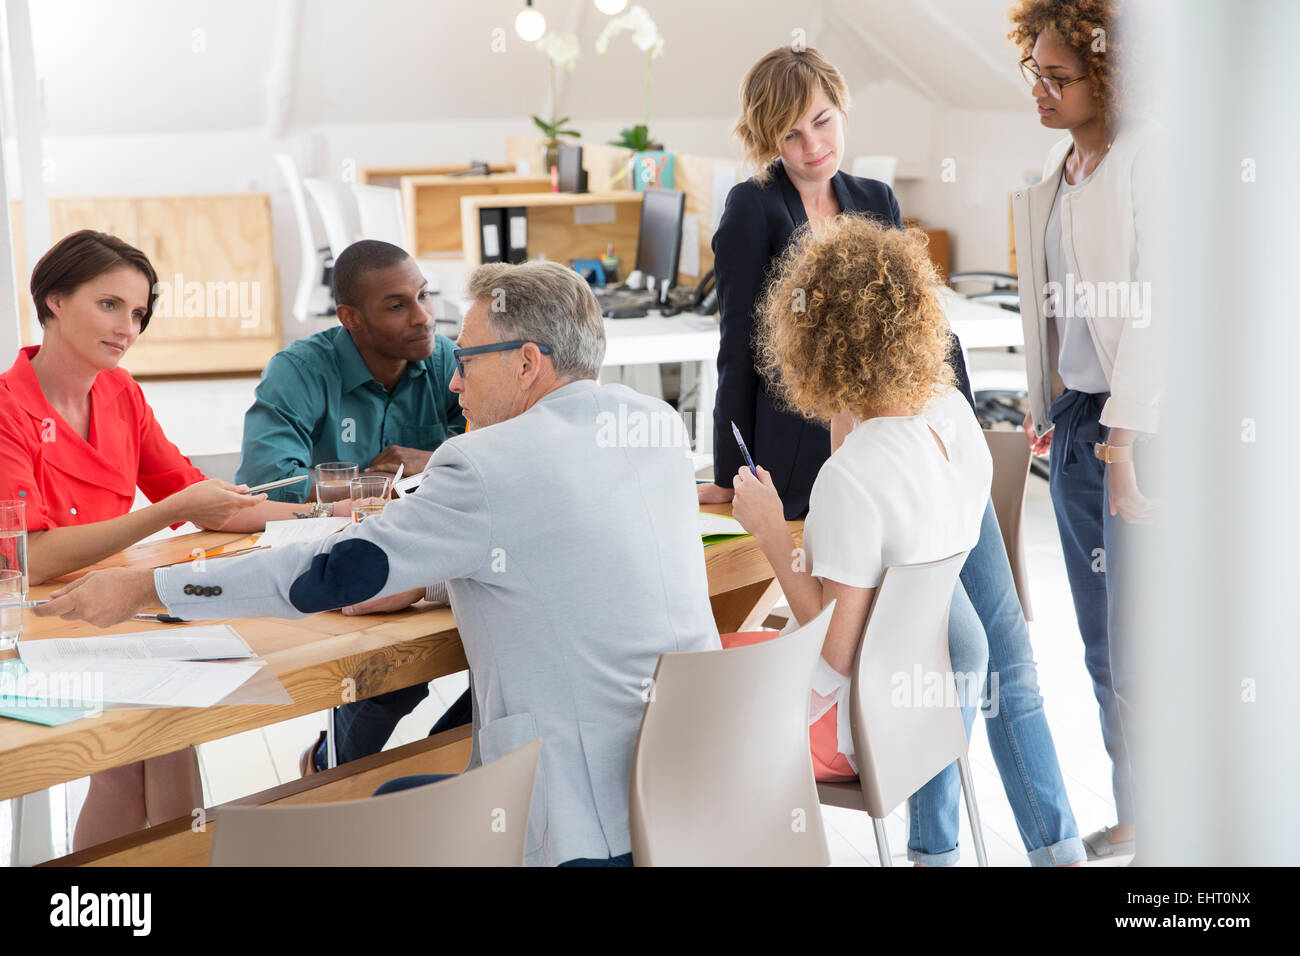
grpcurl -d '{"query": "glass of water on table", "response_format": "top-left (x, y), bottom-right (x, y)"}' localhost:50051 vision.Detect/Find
top-left (1, 500), bottom-right (27, 650)
top-left (314, 462), bottom-right (359, 504)
top-left (349, 475), bottom-right (391, 523)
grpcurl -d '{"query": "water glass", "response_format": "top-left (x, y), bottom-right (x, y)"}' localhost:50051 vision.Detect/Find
top-left (349, 475), bottom-right (391, 523)
top-left (0, 499), bottom-right (26, 593)
top-left (1, 569), bottom-right (23, 650)
top-left (314, 462), bottom-right (359, 504)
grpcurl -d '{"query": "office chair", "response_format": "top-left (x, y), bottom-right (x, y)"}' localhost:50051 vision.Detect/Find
top-left (274, 153), bottom-right (332, 323)
top-left (816, 553), bottom-right (990, 867)
top-left (209, 738), bottom-right (541, 866)
top-left (629, 604), bottom-right (835, 866)
top-left (302, 177), bottom-right (361, 263)
top-left (984, 429), bottom-right (1035, 621)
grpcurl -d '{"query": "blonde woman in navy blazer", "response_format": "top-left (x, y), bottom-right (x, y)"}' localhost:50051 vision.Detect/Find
top-left (701, 46), bottom-right (1084, 865)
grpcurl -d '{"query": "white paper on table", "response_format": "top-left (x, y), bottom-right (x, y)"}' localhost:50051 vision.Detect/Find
top-left (699, 513), bottom-right (747, 537)
top-left (18, 624), bottom-right (253, 670)
top-left (15, 658), bottom-right (263, 708)
top-left (257, 517), bottom-right (350, 548)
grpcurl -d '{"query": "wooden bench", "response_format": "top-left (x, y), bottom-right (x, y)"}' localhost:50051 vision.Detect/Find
top-left (41, 725), bottom-right (473, 867)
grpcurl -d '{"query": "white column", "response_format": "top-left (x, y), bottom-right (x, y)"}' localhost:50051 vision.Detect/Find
top-left (1136, 0), bottom-right (1300, 865)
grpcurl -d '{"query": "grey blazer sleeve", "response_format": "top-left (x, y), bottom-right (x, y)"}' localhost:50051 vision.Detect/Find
top-left (154, 441), bottom-right (492, 620)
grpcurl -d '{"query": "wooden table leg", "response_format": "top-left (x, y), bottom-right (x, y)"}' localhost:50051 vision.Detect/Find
top-left (711, 578), bottom-right (779, 634)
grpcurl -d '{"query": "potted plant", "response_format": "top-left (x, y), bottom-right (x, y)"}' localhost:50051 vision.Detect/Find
top-left (597, 4), bottom-right (670, 187)
top-left (532, 32), bottom-right (581, 173)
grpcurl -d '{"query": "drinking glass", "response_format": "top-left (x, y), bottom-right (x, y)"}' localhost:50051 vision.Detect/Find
top-left (314, 462), bottom-right (359, 504)
top-left (0, 499), bottom-right (27, 594)
top-left (349, 475), bottom-right (391, 523)
top-left (1, 569), bottom-right (23, 650)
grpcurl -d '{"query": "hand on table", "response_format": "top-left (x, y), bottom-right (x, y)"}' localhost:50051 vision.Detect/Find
top-left (33, 567), bottom-right (161, 628)
top-left (366, 445), bottom-right (432, 478)
top-left (342, 587), bottom-right (427, 616)
top-left (696, 482), bottom-right (735, 505)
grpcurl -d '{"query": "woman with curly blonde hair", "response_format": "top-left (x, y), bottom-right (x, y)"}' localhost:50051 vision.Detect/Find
top-left (725, 216), bottom-right (1082, 866)
top-left (1009, 0), bottom-right (1165, 861)
top-left (711, 45), bottom-right (1084, 868)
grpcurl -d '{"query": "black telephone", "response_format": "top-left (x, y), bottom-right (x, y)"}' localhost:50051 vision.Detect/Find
top-left (692, 269), bottom-right (718, 314)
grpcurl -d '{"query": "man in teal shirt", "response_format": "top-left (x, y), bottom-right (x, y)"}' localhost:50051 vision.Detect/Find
top-left (237, 239), bottom-right (465, 773)
top-left (235, 239), bottom-right (464, 502)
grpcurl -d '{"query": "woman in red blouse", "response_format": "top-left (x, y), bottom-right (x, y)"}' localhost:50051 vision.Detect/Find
top-left (0, 230), bottom-right (338, 849)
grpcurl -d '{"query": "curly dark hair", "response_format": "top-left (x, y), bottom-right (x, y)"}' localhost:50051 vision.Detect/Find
top-left (755, 215), bottom-right (954, 424)
top-left (1008, 0), bottom-right (1126, 118)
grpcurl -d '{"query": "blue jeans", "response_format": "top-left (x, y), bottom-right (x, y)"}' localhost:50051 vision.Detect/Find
top-left (371, 774), bottom-right (633, 866)
top-left (907, 498), bottom-right (1085, 866)
top-left (1046, 389), bottom-right (1139, 828)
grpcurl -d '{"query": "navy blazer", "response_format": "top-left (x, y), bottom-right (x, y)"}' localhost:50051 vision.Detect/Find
top-left (710, 160), bottom-right (974, 518)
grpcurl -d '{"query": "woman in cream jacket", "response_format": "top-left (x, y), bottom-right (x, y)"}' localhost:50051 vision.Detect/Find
top-left (1010, 0), bottom-right (1167, 861)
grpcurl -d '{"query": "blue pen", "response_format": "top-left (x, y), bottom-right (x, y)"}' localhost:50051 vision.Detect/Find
top-left (730, 421), bottom-right (759, 478)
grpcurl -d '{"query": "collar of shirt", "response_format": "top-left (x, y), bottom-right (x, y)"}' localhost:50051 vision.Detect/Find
top-left (333, 327), bottom-right (427, 396)
top-left (773, 159), bottom-right (851, 227)
top-left (4, 345), bottom-right (138, 497)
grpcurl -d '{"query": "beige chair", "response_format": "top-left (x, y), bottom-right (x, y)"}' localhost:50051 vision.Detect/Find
top-left (984, 428), bottom-right (1035, 621)
top-left (209, 738), bottom-right (541, 866)
top-left (629, 604), bottom-right (836, 866)
top-left (817, 553), bottom-right (990, 867)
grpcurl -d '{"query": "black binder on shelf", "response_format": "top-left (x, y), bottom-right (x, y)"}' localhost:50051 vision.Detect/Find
top-left (478, 207), bottom-right (506, 263)
top-left (505, 207), bottom-right (528, 264)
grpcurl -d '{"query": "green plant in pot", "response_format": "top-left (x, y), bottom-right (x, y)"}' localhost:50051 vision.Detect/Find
top-left (533, 32), bottom-right (581, 173)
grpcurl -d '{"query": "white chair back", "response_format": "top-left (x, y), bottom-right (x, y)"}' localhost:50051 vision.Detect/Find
top-left (210, 738), bottom-right (542, 866)
top-left (303, 177), bottom-right (360, 259)
top-left (351, 183), bottom-right (408, 250)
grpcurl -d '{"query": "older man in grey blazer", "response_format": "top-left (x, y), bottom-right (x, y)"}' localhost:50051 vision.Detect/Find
top-left (41, 261), bottom-right (722, 866)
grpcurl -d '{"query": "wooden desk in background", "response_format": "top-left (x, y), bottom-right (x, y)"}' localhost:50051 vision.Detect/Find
top-left (459, 190), bottom-right (644, 268)
top-left (0, 506), bottom-right (799, 806)
top-left (401, 173), bottom-right (553, 256)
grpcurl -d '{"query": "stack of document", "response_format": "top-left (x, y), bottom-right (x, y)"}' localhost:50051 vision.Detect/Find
top-left (700, 513), bottom-right (750, 546)
top-left (0, 625), bottom-right (263, 726)
top-left (256, 516), bottom-right (351, 548)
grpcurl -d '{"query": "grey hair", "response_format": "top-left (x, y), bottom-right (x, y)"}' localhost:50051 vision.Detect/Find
top-left (465, 261), bottom-right (606, 380)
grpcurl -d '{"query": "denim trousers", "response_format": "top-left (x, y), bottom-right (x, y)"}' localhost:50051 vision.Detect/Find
top-left (371, 774), bottom-right (633, 866)
top-left (906, 498), bottom-right (1085, 866)
top-left (1045, 389), bottom-right (1143, 829)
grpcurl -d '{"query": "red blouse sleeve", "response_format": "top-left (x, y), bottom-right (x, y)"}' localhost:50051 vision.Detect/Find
top-left (128, 377), bottom-right (206, 504)
top-left (0, 392), bottom-right (54, 531)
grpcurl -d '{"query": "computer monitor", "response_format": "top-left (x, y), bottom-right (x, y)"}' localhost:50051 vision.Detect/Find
top-left (634, 187), bottom-right (685, 305)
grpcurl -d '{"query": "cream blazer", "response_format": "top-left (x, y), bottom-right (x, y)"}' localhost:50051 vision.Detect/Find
top-left (1012, 121), bottom-right (1168, 434)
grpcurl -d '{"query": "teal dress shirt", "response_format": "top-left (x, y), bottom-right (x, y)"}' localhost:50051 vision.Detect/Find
top-left (235, 325), bottom-right (465, 502)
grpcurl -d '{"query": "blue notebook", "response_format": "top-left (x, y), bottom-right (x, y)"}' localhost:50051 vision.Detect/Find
top-left (0, 660), bottom-right (92, 726)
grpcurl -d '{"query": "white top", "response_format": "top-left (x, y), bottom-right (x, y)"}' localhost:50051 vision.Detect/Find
top-left (1045, 163), bottom-right (1111, 394)
top-left (798, 386), bottom-right (993, 768)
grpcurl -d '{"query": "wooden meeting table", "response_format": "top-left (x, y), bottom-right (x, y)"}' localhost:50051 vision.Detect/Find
top-left (0, 503), bottom-right (800, 806)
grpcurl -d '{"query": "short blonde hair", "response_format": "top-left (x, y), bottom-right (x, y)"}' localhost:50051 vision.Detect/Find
top-left (756, 215), bottom-right (954, 422)
top-left (733, 47), bottom-right (850, 186)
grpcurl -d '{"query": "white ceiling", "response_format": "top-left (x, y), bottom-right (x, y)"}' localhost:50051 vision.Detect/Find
top-left (24, 0), bottom-right (1032, 136)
